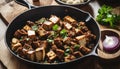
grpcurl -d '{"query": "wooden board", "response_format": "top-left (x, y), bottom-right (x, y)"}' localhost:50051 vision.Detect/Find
top-left (0, 0), bottom-right (58, 25)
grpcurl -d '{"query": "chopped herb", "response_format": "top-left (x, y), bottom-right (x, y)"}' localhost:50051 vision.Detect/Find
top-left (74, 45), bottom-right (80, 51)
top-left (96, 5), bottom-right (120, 28)
top-left (36, 18), bottom-right (46, 24)
top-left (32, 24), bottom-right (38, 31)
top-left (20, 36), bottom-right (23, 41)
top-left (52, 24), bottom-right (59, 31)
top-left (64, 52), bottom-right (69, 56)
top-left (47, 39), bottom-right (53, 43)
top-left (60, 29), bottom-right (67, 38)
top-left (65, 48), bottom-right (70, 53)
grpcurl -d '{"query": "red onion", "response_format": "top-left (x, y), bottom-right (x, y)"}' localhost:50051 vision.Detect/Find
top-left (103, 35), bottom-right (120, 53)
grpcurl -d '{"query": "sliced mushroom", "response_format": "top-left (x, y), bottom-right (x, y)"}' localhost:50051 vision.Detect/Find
top-left (35, 47), bottom-right (45, 62)
top-left (56, 49), bottom-right (64, 60)
top-left (27, 50), bottom-right (35, 61)
top-left (64, 55), bottom-right (76, 62)
top-left (12, 42), bottom-right (22, 51)
top-left (12, 38), bottom-right (19, 44)
top-left (43, 21), bottom-right (53, 30)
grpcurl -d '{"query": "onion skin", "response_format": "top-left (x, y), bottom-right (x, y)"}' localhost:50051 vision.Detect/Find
top-left (103, 36), bottom-right (120, 53)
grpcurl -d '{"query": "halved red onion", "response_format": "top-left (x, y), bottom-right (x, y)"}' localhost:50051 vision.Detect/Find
top-left (103, 35), bottom-right (120, 53)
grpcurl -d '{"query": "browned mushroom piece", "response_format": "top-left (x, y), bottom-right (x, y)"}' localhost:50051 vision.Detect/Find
top-left (27, 21), bottom-right (35, 26)
top-left (47, 50), bottom-right (57, 62)
top-left (78, 21), bottom-right (85, 26)
top-left (33, 40), bottom-right (41, 48)
top-left (54, 37), bottom-right (63, 49)
top-left (12, 42), bottom-right (22, 51)
top-left (79, 46), bottom-right (91, 54)
top-left (68, 30), bottom-right (76, 37)
top-left (42, 21), bottom-right (53, 30)
top-left (40, 41), bottom-right (48, 49)
top-left (64, 55), bottom-right (76, 62)
top-left (73, 51), bottom-right (83, 58)
top-left (63, 37), bottom-right (72, 45)
top-left (27, 50), bottom-right (35, 61)
top-left (51, 44), bottom-right (58, 51)
top-left (23, 44), bottom-right (33, 51)
top-left (74, 28), bottom-right (84, 36)
top-left (35, 47), bottom-right (45, 62)
top-left (56, 49), bottom-right (64, 60)
top-left (37, 27), bottom-right (51, 37)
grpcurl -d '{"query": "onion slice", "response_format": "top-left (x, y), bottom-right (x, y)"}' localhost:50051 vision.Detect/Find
top-left (103, 35), bottom-right (120, 53)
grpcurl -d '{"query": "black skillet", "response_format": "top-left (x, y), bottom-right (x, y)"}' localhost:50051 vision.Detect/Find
top-left (5, 0), bottom-right (101, 66)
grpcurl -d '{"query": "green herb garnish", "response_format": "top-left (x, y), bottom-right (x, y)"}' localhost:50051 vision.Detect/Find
top-left (47, 39), bottom-right (53, 43)
top-left (96, 5), bottom-right (120, 28)
top-left (60, 29), bottom-right (67, 38)
top-left (36, 18), bottom-right (46, 24)
top-left (52, 24), bottom-right (59, 31)
top-left (74, 45), bottom-right (80, 51)
top-left (32, 24), bottom-right (38, 31)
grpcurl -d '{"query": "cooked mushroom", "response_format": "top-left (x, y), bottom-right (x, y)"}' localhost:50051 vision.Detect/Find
top-left (35, 47), bottom-right (45, 62)
top-left (27, 50), bottom-right (35, 61)
top-left (43, 21), bottom-right (53, 30)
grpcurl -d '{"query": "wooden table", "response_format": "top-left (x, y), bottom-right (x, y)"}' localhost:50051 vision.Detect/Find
top-left (0, 0), bottom-right (120, 69)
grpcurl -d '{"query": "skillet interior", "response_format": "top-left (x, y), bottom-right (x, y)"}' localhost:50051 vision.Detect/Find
top-left (5, 5), bottom-right (100, 65)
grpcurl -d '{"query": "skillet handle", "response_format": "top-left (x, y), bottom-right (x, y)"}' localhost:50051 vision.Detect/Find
top-left (15, 0), bottom-right (37, 9)
top-left (90, 44), bottom-right (99, 57)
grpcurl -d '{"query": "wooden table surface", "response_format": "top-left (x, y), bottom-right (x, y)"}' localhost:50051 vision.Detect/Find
top-left (0, 0), bottom-right (120, 69)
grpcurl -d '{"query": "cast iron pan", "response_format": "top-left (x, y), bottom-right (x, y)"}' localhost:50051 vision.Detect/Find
top-left (5, 0), bottom-right (101, 66)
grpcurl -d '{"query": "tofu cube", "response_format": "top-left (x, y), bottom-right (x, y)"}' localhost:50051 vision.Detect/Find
top-left (64, 16), bottom-right (76, 23)
top-left (49, 15), bottom-right (60, 24)
top-left (47, 50), bottom-right (57, 61)
top-left (28, 30), bottom-right (36, 38)
top-left (43, 21), bottom-right (53, 30)
top-left (64, 22), bottom-right (72, 30)
top-left (23, 25), bottom-right (31, 31)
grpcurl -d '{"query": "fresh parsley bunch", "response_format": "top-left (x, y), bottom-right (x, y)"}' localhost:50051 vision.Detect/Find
top-left (96, 5), bottom-right (120, 28)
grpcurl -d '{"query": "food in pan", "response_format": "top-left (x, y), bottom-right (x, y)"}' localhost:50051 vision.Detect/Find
top-left (11, 15), bottom-right (96, 63)
top-left (61, 0), bottom-right (87, 4)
